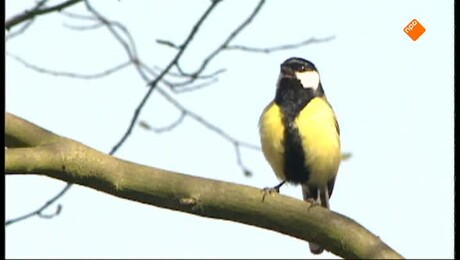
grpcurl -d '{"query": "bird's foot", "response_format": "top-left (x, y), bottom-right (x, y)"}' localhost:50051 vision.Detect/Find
top-left (305, 198), bottom-right (321, 209)
top-left (260, 181), bottom-right (285, 202)
top-left (260, 187), bottom-right (278, 202)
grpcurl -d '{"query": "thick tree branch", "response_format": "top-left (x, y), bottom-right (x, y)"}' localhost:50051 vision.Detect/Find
top-left (5, 113), bottom-right (403, 259)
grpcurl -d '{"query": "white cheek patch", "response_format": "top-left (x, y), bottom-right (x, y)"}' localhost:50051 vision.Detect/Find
top-left (295, 71), bottom-right (320, 90)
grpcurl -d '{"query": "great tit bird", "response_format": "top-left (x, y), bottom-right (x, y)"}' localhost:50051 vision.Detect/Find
top-left (259, 57), bottom-right (341, 254)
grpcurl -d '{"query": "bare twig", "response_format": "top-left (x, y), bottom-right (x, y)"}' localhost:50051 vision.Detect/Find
top-left (139, 111), bottom-right (186, 133)
top-left (149, 66), bottom-right (222, 91)
top-left (234, 143), bottom-right (253, 177)
top-left (5, 183), bottom-right (72, 226)
top-left (148, 0), bottom-right (266, 90)
top-left (226, 36), bottom-right (336, 53)
top-left (169, 78), bottom-right (219, 93)
top-left (5, 19), bottom-right (35, 41)
top-left (7, 52), bottom-right (131, 79)
top-left (5, 0), bottom-right (48, 40)
top-left (83, 5), bottom-right (138, 65)
top-left (63, 2), bottom-right (159, 85)
top-left (38, 205), bottom-right (62, 219)
top-left (109, 0), bottom-right (223, 154)
top-left (61, 10), bottom-right (98, 20)
top-left (5, 0), bottom-right (83, 30)
top-left (150, 65), bottom-right (225, 90)
top-left (63, 22), bottom-right (104, 30)
top-left (156, 39), bottom-right (180, 49)
top-left (154, 65), bottom-right (226, 80)
top-left (173, 0), bottom-right (266, 84)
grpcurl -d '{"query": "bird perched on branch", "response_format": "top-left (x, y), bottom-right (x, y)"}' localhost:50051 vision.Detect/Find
top-left (259, 57), bottom-right (341, 254)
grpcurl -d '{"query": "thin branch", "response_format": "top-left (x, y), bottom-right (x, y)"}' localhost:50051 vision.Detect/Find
top-left (138, 111), bottom-right (186, 133)
top-left (174, 0), bottom-right (266, 82)
top-left (63, 22), bottom-right (104, 30)
top-left (156, 39), bottom-right (180, 49)
top-left (109, 0), bottom-right (223, 154)
top-left (233, 143), bottom-right (253, 177)
top-left (7, 53), bottom-right (131, 79)
top-left (38, 204), bottom-right (62, 218)
top-left (149, 65), bottom-right (225, 90)
top-left (5, 0), bottom-right (83, 30)
top-left (154, 65), bottom-right (225, 80)
top-left (5, 19), bottom-right (35, 41)
top-left (147, 0), bottom-right (267, 89)
top-left (5, 183), bottom-right (72, 226)
top-left (152, 66), bottom-right (225, 91)
top-left (82, 5), bottom-right (141, 78)
top-left (169, 78), bottom-right (219, 94)
top-left (5, 0), bottom-right (48, 40)
top-left (226, 36), bottom-right (336, 53)
top-left (88, 15), bottom-right (138, 63)
top-left (61, 10), bottom-right (99, 20)
top-left (146, 0), bottom-right (224, 87)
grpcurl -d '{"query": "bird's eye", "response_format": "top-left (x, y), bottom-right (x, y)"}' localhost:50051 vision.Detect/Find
top-left (298, 65), bottom-right (305, 71)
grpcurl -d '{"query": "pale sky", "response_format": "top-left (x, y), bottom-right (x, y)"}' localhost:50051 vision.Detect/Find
top-left (5, 0), bottom-right (454, 258)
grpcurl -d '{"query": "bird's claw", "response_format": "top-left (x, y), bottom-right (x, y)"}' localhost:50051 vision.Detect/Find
top-left (305, 198), bottom-right (321, 209)
top-left (260, 186), bottom-right (280, 202)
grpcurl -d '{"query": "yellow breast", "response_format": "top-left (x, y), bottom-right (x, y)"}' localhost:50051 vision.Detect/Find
top-left (259, 103), bottom-right (286, 180)
top-left (295, 97), bottom-right (341, 186)
top-left (259, 98), bottom-right (341, 186)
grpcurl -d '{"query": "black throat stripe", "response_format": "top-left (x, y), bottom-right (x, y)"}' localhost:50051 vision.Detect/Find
top-left (274, 77), bottom-right (324, 184)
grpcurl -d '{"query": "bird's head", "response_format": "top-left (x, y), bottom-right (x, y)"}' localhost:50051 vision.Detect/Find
top-left (279, 57), bottom-right (321, 91)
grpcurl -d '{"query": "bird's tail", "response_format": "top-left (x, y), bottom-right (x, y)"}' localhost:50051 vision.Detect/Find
top-left (302, 184), bottom-right (330, 255)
